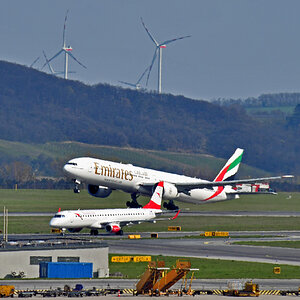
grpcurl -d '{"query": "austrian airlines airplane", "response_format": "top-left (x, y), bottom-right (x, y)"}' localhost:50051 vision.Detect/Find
top-left (63, 148), bottom-right (293, 208)
top-left (50, 181), bottom-right (175, 235)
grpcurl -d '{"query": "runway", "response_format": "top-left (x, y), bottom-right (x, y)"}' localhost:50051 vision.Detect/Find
top-left (8, 229), bottom-right (300, 240)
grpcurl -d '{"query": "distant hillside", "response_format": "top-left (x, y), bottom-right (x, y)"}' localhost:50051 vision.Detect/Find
top-left (213, 93), bottom-right (300, 118)
top-left (0, 60), bottom-right (299, 176)
top-left (0, 139), bottom-right (270, 179)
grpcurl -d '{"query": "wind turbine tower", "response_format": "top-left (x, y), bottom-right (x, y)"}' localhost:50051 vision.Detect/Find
top-left (42, 10), bottom-right (86, 79)
top-left (141, 18), bottom-right (191, 94)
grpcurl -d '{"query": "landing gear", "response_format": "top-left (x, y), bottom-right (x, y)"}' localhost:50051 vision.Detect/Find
top-left (116, 229), bottom-right (124, 236)
top-left (73, 179), bottom-right (81, 194)
top-left (163, 200), bottom-right (179, 211)
top-left (126, 193), bottom-right (142, 208)
top-left (90, 229), bottom-right (99, 236)
top-left (74, 186), bottom-right (80, 193)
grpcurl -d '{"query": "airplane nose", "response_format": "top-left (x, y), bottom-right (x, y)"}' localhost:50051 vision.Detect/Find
top-left (49, 218), bottom-right (56, 227)
top-left (63, 164), bottom-right (71, 175)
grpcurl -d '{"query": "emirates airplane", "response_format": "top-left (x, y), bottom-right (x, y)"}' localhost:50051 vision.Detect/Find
top-left (63, 148), bottom-right (293, 209)
top-left (50, 181), bottom-right (177, 235)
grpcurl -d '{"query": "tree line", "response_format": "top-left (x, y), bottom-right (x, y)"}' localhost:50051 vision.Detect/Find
top-left (0, 60), bottom-right (299, 179)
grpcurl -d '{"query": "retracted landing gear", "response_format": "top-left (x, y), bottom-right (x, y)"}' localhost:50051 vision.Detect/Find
top-left (163, 200), bottom-right (179, 211)
top-left (126, 193), bottom-right (142, 208)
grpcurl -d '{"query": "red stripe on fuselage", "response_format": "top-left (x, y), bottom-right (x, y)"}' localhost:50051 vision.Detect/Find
top-left (204, 186), bottom-right (224, 201)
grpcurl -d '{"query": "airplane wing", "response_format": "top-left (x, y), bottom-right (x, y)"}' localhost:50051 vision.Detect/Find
top-left (140, 175), bottom-right (293, 193)
top-left (154, 210), bottom-right (180, 220)
top-left (120, 210), bottom-right (180, 226)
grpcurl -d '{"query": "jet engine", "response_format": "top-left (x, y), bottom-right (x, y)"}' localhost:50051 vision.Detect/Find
top-left (67, 228), bottom-right (83, 233)
top-left (105, 223), bottom-right (121, 233)
top-left (161, 182), bottom-right (179, 199)
top-left (88, 185), bottom-right (112, 198)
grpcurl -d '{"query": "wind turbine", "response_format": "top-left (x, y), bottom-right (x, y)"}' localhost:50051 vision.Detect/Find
top-left (42, 10), bottom-right (86, 79)
top-left (43, 50), bottom-right (75, 76)
top-left (141, 17), bottom-right (191, 94)
top-left (119, 65), bottom-right (150, 90)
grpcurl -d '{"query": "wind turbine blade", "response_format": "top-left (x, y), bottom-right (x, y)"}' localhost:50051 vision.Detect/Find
top-left (63, 9), bottom-right (69, 46)
top-left (30, 56), bottom-right (40, 68)
top-left (160, 35), bottom-right (191, 46)
top-left (136, 65), bottom-right (150, 85)
top-left (146, 49), bottom-right (158, 86)
top-left (140, 17), bottom-right (159, 46)
top-left (67, 52), bottom-right (87, 69)
top-left (42, 50), bottom-right (55, 74)
top-left (41, 49), bottom-right (63, 69)
top-left (119, 80), bottom-right (136, 87)
top-left (162, 35), bottom-right (191, 46)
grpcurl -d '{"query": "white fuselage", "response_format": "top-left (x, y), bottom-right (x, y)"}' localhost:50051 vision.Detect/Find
top-left (50, 207), bottom-right (159, 230)
top-left (64, 157), bottom-right (237, 204)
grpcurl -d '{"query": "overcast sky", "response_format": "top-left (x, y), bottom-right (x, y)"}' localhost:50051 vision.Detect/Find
top-left (1, 0), bottom-right (300, 100)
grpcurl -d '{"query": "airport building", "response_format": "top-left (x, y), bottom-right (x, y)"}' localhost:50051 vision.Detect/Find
top-left (0, 239), bottom-right (109, 279)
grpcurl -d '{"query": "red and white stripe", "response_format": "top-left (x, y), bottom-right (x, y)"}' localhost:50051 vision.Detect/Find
top-left (143, 181), bottom-right (163, 209)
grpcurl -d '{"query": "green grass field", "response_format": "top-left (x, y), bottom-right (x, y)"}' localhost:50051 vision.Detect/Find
top-left (109, 254), bottom-right (300, 279)
top-left (233, 241), bottom-right (300, 248)
top-left (1, 189), bottom-right (299, 212)
top-left (245, 106), bottom-right (296, 115)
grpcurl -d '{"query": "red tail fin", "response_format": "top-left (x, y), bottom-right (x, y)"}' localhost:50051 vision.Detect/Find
top-left (143, 181), bottom-right (164, 209)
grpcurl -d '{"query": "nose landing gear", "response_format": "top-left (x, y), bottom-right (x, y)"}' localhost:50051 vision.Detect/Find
top-left (73, 179), bottom-right (81, 193)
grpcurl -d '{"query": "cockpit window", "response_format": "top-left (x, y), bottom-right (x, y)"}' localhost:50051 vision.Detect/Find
top-left (54, 214), bottom-right (65, 218)
top-left (66, 162), bottom-right (77, 166)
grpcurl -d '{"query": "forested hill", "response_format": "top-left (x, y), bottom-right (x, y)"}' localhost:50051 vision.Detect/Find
top-left (0, 60), bottom-right (299, 175)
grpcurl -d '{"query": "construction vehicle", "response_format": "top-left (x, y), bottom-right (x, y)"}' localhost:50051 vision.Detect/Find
top-left (0, 285), bottom-right (15, 297)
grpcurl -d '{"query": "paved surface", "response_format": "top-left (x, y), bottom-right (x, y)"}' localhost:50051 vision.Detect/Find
top-left (2, 296), bottom-right (289, 299)
top-left (7, 229), bottom-right (300, 240)
top-left (2, 278), bottom-right (300, 290)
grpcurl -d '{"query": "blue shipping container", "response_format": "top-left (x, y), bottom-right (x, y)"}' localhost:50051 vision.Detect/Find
top-left (39, 262), bottom-right (93, 278)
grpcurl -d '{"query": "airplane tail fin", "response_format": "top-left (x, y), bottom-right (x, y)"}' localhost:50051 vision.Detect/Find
top-left (143, 181), bottom-right (164, 209)
top-left (214, 148), bottom-right (244, 182)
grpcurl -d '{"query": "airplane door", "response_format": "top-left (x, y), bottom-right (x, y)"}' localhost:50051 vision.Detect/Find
top-left (88, 164), bottom-right (93, 173)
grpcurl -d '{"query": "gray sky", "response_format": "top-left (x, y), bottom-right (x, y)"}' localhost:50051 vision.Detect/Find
top-left (1, 0), bottom-right (300, 100)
